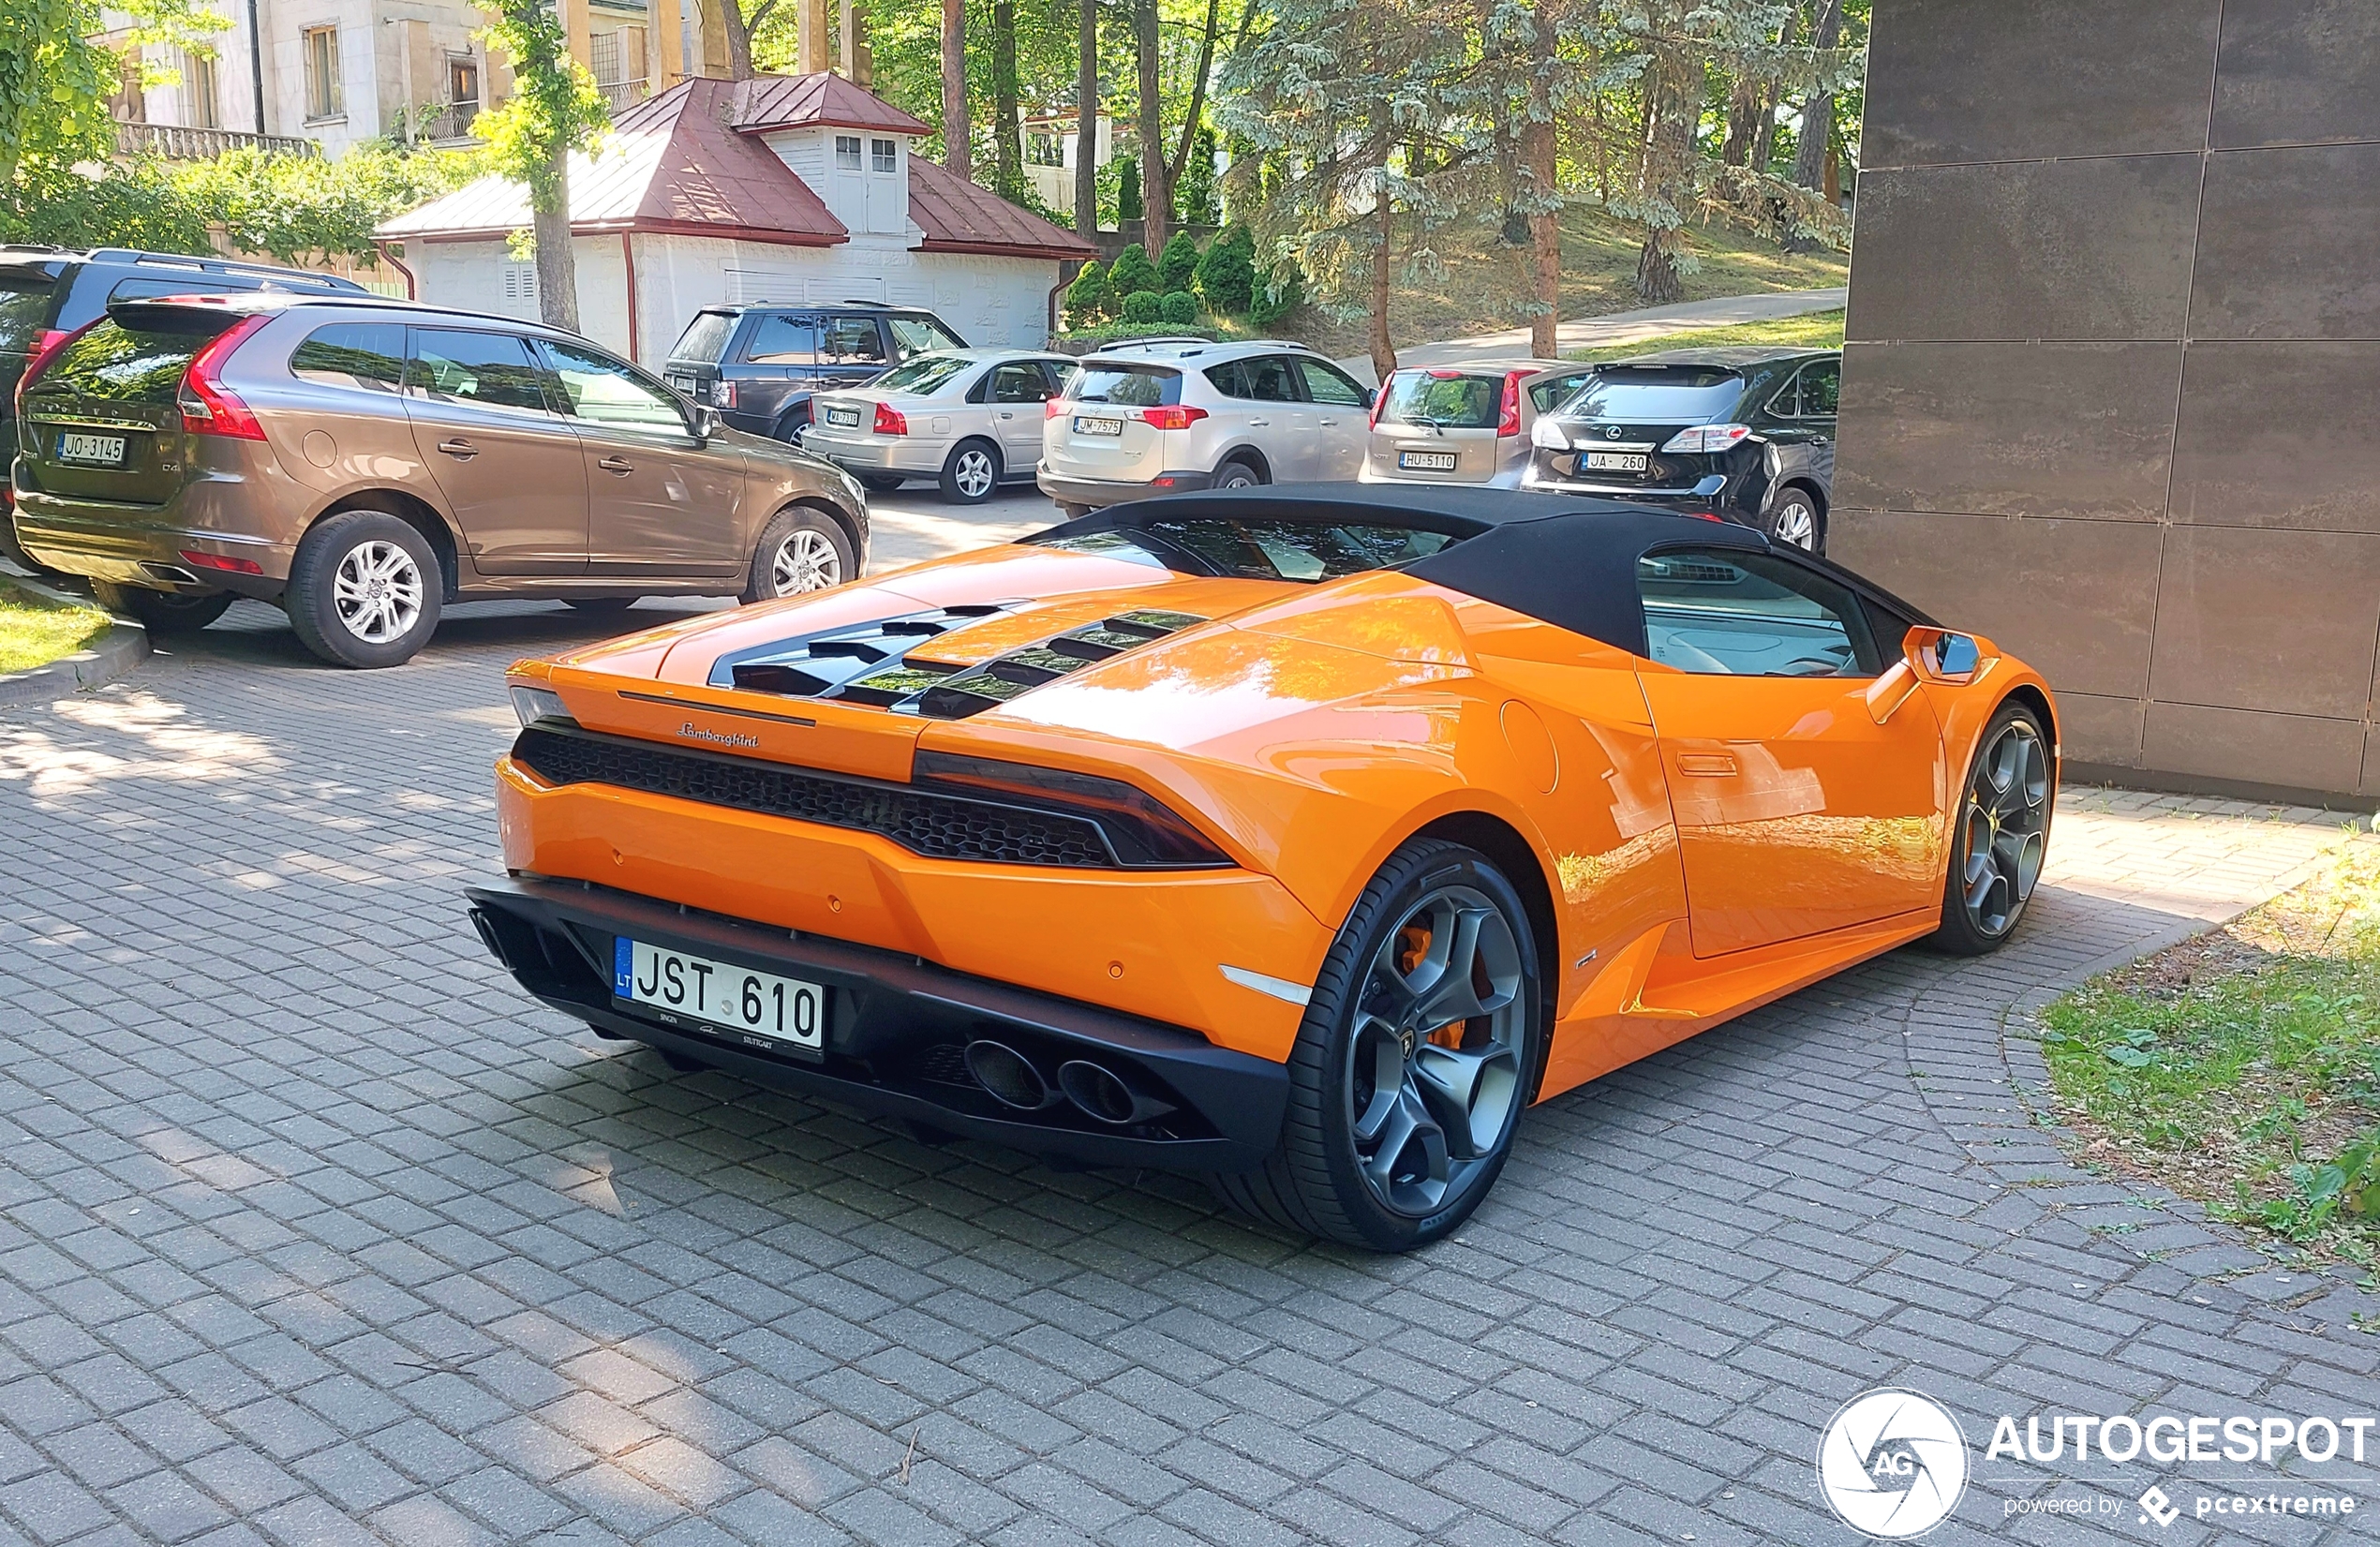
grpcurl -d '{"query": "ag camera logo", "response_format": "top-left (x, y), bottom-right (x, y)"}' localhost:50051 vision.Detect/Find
top-left (1817, 1389), bottom-right (1971, 1539)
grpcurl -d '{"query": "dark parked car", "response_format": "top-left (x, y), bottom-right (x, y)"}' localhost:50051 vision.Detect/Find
top-left (1521, 346), bottom-right (1838, 551)
top-left (662, 302), bottom-right (968, 445)
top-left (11, 292), bottom-right (870, 668)
top-left (0, 246), bottom-right (366, 568)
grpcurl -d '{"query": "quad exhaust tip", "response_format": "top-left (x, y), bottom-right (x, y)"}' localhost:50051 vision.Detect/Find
top-left (963, 1040), bottom-right (1177, 1126)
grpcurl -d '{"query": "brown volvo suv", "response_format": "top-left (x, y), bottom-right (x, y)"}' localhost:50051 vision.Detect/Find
top-left (10, 292), bottom-right (871, 667)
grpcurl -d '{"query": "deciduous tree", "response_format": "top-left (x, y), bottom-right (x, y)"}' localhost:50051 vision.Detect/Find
top-left (475, 0), bottom-right (609, 331)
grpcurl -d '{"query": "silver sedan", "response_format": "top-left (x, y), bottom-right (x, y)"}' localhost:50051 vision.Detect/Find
top-left (803, 349), bottom-right (1077, 504)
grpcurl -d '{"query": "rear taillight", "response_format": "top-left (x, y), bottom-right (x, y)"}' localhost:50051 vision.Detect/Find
top-left (913, 751), bottom-right (1231, 869)
top-left (710, 380), bottom-right (736, 409)
top-left (1370, 371), bottom-right (1406, 429)
top-left (1045, 396), bottom-right (1068, 420)
top-left (1659, 423), bottom-right (1752, 454)
top-left (1497, 370), bottom-right (1525, 438)
top-left (1141, 405), bottom-right (1208, 431)
top-left (872, 402), bottom-right (907, 436)
top-left (178, 314), bottom-right (273, 440)
top-left (16, 322), bottom-right (96, 416)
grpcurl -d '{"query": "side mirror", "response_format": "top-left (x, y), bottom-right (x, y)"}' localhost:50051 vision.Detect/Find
top-left (692, 405), bottom-right (722, 439)
top-left (1903, 625), bottom-right (1992, 685)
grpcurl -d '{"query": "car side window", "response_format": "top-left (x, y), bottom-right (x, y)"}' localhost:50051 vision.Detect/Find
top-left (743, 314), bottom-right (821, 364)
top-left (888, 315), bottom-right (963, 357)
top-left (1529, 371), bottom-right (1594, 413)
top-left (1295, 358), bottom-right (1367, 407)
top-left (539, 339), bottom-right (690, 432)
top-left (1204, 360), bottom-right (1250, 398)
top-left (1636, 547), bottom-right (1882, 678)
top-left (406, 329), bottom-right (552, 415)
top-left (989, 363), bottom-right (1054, 404)
top-left (822, 315), bottom-right (886, 364)
top-left (1242, 355), bottom-right (1300, 402)
top-left (290, 321), bottom-right (405, 393)
top-left (1799, 358), bottom-right (1838, 417)
top-left (1038, 361), bottom-right (1075, 396)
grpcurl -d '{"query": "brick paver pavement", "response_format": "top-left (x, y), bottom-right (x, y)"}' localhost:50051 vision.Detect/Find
top-left (3, 567), bottom-right (2377, 1546)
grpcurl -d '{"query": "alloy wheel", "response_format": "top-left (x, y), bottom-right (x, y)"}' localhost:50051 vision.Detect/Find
top-left (953, 448), bottom-right (996, 499)
top-left (1345, 885), bottom-right (1527, 1216)
top-left (333, 540), bottom-right (424, 645)
top-left (1960, 719), bottom-right (2049, 937)
top-left (1771, 497), bottom-right (1819, 551)
top-left (770, 529), bottom-right (842, 595)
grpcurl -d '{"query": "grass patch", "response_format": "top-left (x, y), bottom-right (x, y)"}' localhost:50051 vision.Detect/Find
top-left (2039, 840), bottom-right (2380, 1272)
top-left (0, 581), bottom-right (108, 674)
top-left (1566, 307), bottom-right (1845, 364)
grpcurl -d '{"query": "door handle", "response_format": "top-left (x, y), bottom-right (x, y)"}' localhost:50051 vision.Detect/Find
top-left (998, 411), bottom-right (1014, 421)
top-left (1248, 418), bottom-right (1270, 426)
top-left (1676, 751), bottom-right (1739, 777)
top-left (597, 455), bottom-right (634, 475)
top-left (1318, 418), bottom-right (1339, 426)
top-left (436, 439), bottom-right (477, 459)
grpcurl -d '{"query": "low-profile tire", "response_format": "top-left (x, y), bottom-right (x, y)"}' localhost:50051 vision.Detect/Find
top-left (1213, 838), bottom-right (1545, 1251)
top-left (1928, 700), bottom-right (2055, 956)
top-left (90, 580), bottom-right (234, 634)
top-left (284, 510), bottom-right (442, 668)
top-left (1213, 457), bottom-right (1264, 491)
top-left (939, 439), bottom-right (1001, 504)
top-left (564, 596), bottom-right (641, 617)
top-left (1765, 488), bottom-right (1823, 552)
top-left (855, 472), bottom-right (905, 493)
top-left (741, 507), bottom-right (855, 603)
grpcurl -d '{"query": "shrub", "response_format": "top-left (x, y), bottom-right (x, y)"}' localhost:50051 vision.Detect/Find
top-left (1158, 290), bottom-right (1199, 325)
top-left (1194, 224), bottom-right (1257, 316)
top-left (1064, 260), bottom-right (1110, 325)
top-left (1157, 231), bottom-right (1199, 292)
top-left (1108, 242), bottom-right (1158, 300)
top-left (1114, 156), bottom-right (1142, 222)
top-left (1248, 261), bottom-right (1304, 328)
top-left (1121, 290), bottom-right (1164, 323)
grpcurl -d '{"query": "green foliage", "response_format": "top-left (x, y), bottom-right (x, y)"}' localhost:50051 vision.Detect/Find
top-left (182, 143), bottom-right (482, 264)
top-left (1156, 231), bottom-right (1198, 292)
top-left (1063, 259), bottom-right (1111, 325)
top-left (1114, 155), bottom-right (1142, 222)
top-left (1176, 126), bottom-right (1220, 227)
top-left (0, 158), bottom-right (212, 252)
top-left (1193, 224), bottom-right (1256, 315)
top-left (472, 0), bottom-right (608, 210)
top-left (1120, 289), bottom-right (1162, 323)
top-left (0, 0), bottom-right (225, 180)
top-left (1158, 290), bottom-right (1198, 325)
top-left (1108, 241), bottom-right (1157, 298)
top-left (1053, 320), bottom-right (1219, 345)
top-left (1247, 260), bottom-right (1302, 327)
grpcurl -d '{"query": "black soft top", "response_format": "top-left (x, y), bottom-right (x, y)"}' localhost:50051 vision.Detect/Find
top-left (1039, 484), bottom-right (1933, 658)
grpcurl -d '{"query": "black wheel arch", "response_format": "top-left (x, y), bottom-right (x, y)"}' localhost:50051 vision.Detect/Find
top-left (774, 496), bottom-right (868, 570)
top-left (2001, 683), bottom-right (2059, 762)
top-left (307, 488), bottom-right (461, 601)
top-left (1213, 446), bottom-right (1272, 482)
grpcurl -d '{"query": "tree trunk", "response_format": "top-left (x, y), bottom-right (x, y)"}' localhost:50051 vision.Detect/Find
top-left (1751, 3), bottom-right (1799, 172)
top-left (1633, 51), bottom-right (1696, 305)
top-left (533, 142), bottom-right (580, 332)
top-left (991, 0), bottom-right (1021, 201)
top-left (1135, 0), bottom-right (1168, 252)
top-left (722, 0), bottom-right (755, 79)
top-left (1822, 138), bottom-right (1840, 203)
top-left (1163, 0), bottom-right (1224, 205)
top-left (1792, 0), bottom-right (1842, 190)
top-left (1074, 0), bottom-right (1097, 232)
top-left (942, 0), bottom-right (969, 174)
top-left (1369, 162), bottom-right (1395, 380)
top-left (1523, 8), bottom-right (1560, 357)
top-left (1719, 78), bottom-right (1758, 167)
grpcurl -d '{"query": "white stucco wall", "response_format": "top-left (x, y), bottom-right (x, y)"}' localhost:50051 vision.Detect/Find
top-left (407, 231), bottom-right (1060, 364)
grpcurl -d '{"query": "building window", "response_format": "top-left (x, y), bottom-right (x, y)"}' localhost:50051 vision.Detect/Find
top-left (447, 53), bottom-right (480, 129)
top-left (1027, 130), bottom-right (1064, 167)
top-left (834, 134), bottom-right (861, 170)
top-left (184, 51), bottom-right (219, 129)
top-left (870, 137), bottom-right (897, 173)
top-left (303, 25), bottom-right (343, 122)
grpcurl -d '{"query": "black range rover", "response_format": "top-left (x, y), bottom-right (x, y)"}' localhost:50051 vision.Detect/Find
top-left (1522, 346), bottom-right (1838, 552)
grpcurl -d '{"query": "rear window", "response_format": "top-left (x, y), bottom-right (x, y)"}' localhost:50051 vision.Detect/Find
top-left (887, 315), bottom-right (964, 357)
top-left (672, 310), bottom-right (737, 364)
top-left (36, 317), bottom-right (227, 405)
top-left (1068, 364), bottom-right (1180, 408)
top-left (873, 354), bottom-right (972, 394)
top-left (1561, 365), bottom-right (1746, 423)
top-left (1035, 518), bottom-right (1458, 583)
top-left (0, 276), bottom-right (55, 355)
top-left (1376, 371), bottom-right (1499, 429)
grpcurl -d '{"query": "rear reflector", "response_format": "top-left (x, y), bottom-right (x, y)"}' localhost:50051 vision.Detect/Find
top-left (180, 548), bottom-right (263, 575)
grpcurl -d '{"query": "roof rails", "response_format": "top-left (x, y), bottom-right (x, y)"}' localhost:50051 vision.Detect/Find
top-left (86, 247), bottom-right (363, 290)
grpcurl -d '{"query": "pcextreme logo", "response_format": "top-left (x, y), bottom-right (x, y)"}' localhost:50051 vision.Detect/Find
top-left (1816, 1389), bottom-right (1970, 1539)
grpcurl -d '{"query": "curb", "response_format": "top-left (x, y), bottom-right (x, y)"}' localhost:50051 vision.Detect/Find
top-left (0, 571), bottom-right (149, 707)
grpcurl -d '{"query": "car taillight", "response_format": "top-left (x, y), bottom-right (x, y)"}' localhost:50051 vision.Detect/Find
top-left (1141, 405), bottom-right (1208, 430)
top-left (1659, 423), bottom-right (1752, 454)
top-left (710, 380), bottom-right (736, 409)
top-left (912, 751), bottom-right (1231, 869)
top-left (1045, 396), bottom-right (1068, 420)
top-left (872, 401), bottom-right (907, 436)
top-left (1370, 371), bottom-right (1407, 429)
top-left (177, 314), bottom-right (273, 440)
top-left (1497, 370), bottom-right (1525, 438)
top-left (15, 322), bottom-right (95, 416)
top-left (179, 548), bottom-right (263, 575)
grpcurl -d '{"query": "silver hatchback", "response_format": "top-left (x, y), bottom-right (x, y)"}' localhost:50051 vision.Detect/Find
top-left (1361, 361), bottom-right (1599, 488)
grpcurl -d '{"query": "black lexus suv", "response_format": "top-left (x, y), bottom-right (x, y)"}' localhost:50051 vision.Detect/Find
top-left (662, 302), bottom-right (968, 444)
top-left (1521, 346), bottom-right (1838, 552)
top-left (0, 246), bottom-right (365, 569)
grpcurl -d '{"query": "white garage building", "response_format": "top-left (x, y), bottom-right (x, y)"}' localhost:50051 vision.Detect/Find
top-left (376, 72), bottom-right (1094, 364)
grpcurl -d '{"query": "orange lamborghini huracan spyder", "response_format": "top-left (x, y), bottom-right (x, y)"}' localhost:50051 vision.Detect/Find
top-left (468, 487), bottom-right (2056, 1250)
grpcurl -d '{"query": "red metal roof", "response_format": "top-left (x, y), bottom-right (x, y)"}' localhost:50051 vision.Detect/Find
top-left (379, 79), bottom-right (847, 246)
top-left (909, 156), bottom-right (1098, 260)
top-left (729, 71), bottom-right (934, 136)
